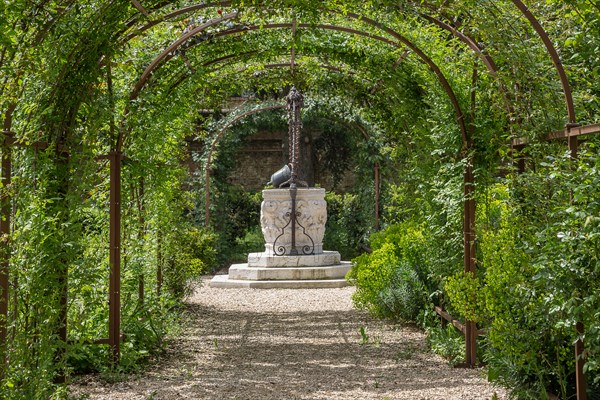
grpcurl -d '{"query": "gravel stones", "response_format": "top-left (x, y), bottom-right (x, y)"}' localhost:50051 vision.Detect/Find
top-left (70, 277), bottom-right (506, 399)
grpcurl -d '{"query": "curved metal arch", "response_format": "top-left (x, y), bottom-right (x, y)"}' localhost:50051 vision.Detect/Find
top-left (202, 101), bottom-right (376, 225)
top-left (117, 11), bottom-right (238, 151)
top-left (418, 0), bottom-right (576, 124)
top-left (204, 103), bottom-right (285, 224)
top-left (123, 1), bottom-right (235, 43)
top-left (125, 19), bottom-right (470, 151)
top-left (419, 13), bottom-right (514, 118)
top-left (132, 22), bottom-right (397, 102)
top-left (343, 12), bottom-right (469, 145)
top-left (164, 48), bottom-right (375, 96)
top-left (121, 19), bottom-right (403, 151)
top-left (124, 1), bottom-right (575, 125)
top-left (510, 0), bottom-right (576, 124)
top-left (129, 11), bottom-right (239, 101)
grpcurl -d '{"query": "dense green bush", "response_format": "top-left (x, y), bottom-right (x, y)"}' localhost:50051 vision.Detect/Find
top-left (162, 226), bottom-right (218, 298)
top-left (346, 221), bottom-right (429, 321)
top-left (442, 148), bottom-right (600, 397)
top-left (324, 191), bottom-right (372, 259)
top-left (211, 185), bottom-right (262, 246)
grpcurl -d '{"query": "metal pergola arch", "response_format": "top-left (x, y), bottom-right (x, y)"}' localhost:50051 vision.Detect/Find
top-left (163, 46), bottom-right (390, 99)
top-left (119, 12), bottom-right (481, 363)
top-left (0, 2), bottom-right (596, 397)
top-left (108, 4), bottom-right (590, 387)
top-left (200, 98), bottom-right (379, 227)
top-left (124, 19), bottom-right (468, 149)
top-left (118, 0), bottom-right (575, 125)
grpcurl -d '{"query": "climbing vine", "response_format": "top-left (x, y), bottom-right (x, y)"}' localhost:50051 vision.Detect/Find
top-left (0, 1), bottom-right (599, 398)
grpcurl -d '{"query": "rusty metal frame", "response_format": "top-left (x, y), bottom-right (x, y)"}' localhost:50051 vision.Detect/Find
top-left (0, 131), bottom-right (12, 378)
top-left (510, 0), bottom-right (576, 125)
top-left (130, 22), bottom-right (396, 102)
top-left (166, 59), bottom-right (364, 96)
top-left (512, 123), bottom-right (600, 147)
top-left (125, 18), bottom-right (469, 153)
top-left (0, 0), bottom-right (580, 381)
top-left (121, 0), bottom-right (577, 132)
top-left (108, 151), bottom-right (122, 364)
top-left (163, 45), bottom-right (370, 96)
top-left (343, 12), bottom-right (468, 145)
top-left (131, 0), bottom-right (149, 17)
top-left (128, 11), bottom-right (239, 103)
top-left (122, 1), bottom-right (235, 43)
top-left (419, 14), bottom-right (514, 117)
top-left (203, 103), bottom-right (285, 225)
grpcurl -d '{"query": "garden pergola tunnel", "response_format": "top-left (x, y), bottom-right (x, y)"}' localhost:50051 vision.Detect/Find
top-left (1, 1), bottom-right (599, 398)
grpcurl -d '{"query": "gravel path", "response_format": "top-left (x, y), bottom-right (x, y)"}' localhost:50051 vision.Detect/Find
top-left (71, 277), bottom-right (506, 399)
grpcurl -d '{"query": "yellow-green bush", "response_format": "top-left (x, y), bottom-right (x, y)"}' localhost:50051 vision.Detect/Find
top-left (347, 221), bottom-right (429, 321)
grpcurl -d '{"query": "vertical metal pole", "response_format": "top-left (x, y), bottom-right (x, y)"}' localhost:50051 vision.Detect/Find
top-left (108, 151), bottom-right (121, 364)
top-left (464, 161), bottom-right (477, 367)
top-left (205, 165), bottom-right (211, 226)
top-left (374, 162), bottom-right (380, 231)
top-left (55, 148), bottom-right (70, 384)
top-left (290, 186), bottom-right (298, 255)
top-left (285, 86), bottom-right (305, 256)
top-left (576, 321), bottom-right (587, 400)
top-left (137, 177), bottom-right (145, 305)
top-left (157, 231), bottom-right (162, 298)
top-left (0, 132), bottom-right (12, 377)
top-left (464, 61), bottom-right (478, 368)
top-left (518, 154), bottom-right (526, 174)
top-left (568, 126), bottom-right (587, 400)
top-left (568, 136), bottom-right (578, 160)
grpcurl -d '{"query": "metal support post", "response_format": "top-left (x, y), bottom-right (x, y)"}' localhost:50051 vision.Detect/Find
top-left (157, 231), bottom-right (163, 298)
top-left (576, 321), bottom-right (587, 400)
top-left (464, 161), bottom-right (477, 367)
top-left (0, 132), bottom-right (12, 377)
top-left (375, 162), bottom-right (380, 230)
top-left (108, 151), bottom-right (121, 365)
top-left (568, 124), bottom-right (587, 400)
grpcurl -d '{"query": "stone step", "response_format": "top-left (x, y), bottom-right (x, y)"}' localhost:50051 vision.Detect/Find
top-left (209, 274), bottom-right (350, 289)
top-left (247, 251), bottom-right (341, 267)
top-left (228, 261), bottom-right (351, 281)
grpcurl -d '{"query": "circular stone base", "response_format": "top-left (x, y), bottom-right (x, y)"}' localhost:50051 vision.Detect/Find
top-left (247, 251), bottom-right (341, 268)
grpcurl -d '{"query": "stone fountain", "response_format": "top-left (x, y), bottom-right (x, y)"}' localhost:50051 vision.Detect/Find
top-left (210, 87), bottom-right (351, 288)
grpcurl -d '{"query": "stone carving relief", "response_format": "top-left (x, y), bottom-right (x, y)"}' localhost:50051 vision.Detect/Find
top-left (260, 188), bottom-right (327, 255)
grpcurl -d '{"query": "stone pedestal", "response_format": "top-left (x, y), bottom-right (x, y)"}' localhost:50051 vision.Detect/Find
top-left (210, 188), bottom-right (350, 289)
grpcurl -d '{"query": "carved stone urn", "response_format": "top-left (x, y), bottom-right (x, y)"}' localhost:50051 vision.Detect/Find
top-left (260, 188), bottom-right (327, 256)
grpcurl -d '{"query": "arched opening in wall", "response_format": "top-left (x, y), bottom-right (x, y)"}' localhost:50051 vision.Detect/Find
top-left (191, 96), bottom-right (382, 261)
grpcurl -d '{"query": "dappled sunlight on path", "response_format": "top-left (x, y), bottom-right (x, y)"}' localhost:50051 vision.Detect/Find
top-left (71, 277), bottom-right (505, 399)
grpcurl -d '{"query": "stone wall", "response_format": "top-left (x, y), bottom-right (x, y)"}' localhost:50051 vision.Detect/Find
top-left (227, 130), bottom-right (358, 192)
top-left (184, 129), bottom-right (359, 193)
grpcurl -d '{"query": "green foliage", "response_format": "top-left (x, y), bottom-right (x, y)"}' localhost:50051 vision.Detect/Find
top-left (426, 325), bottom-right (465, 366)
top-left (211, 186), bottom-right (262, 256)
top-left (313, 119), bottom-right (358, 187)
top-left (442, 147), bottom-right (600, 398)
top-left (162, 226), bottom-right (218, 298)
top-left (232, 225), bottom-right (266, 261)
top-left (324, 191), bottom-right (371, 259)
top-left (444, 272), bottom-right (483, 324)
top-left (1, 0), bottom-right (600, 397)
top-left (348, 242), bottom-right (398, 316)
top-left (347, 221), bottom-right (428, 321)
